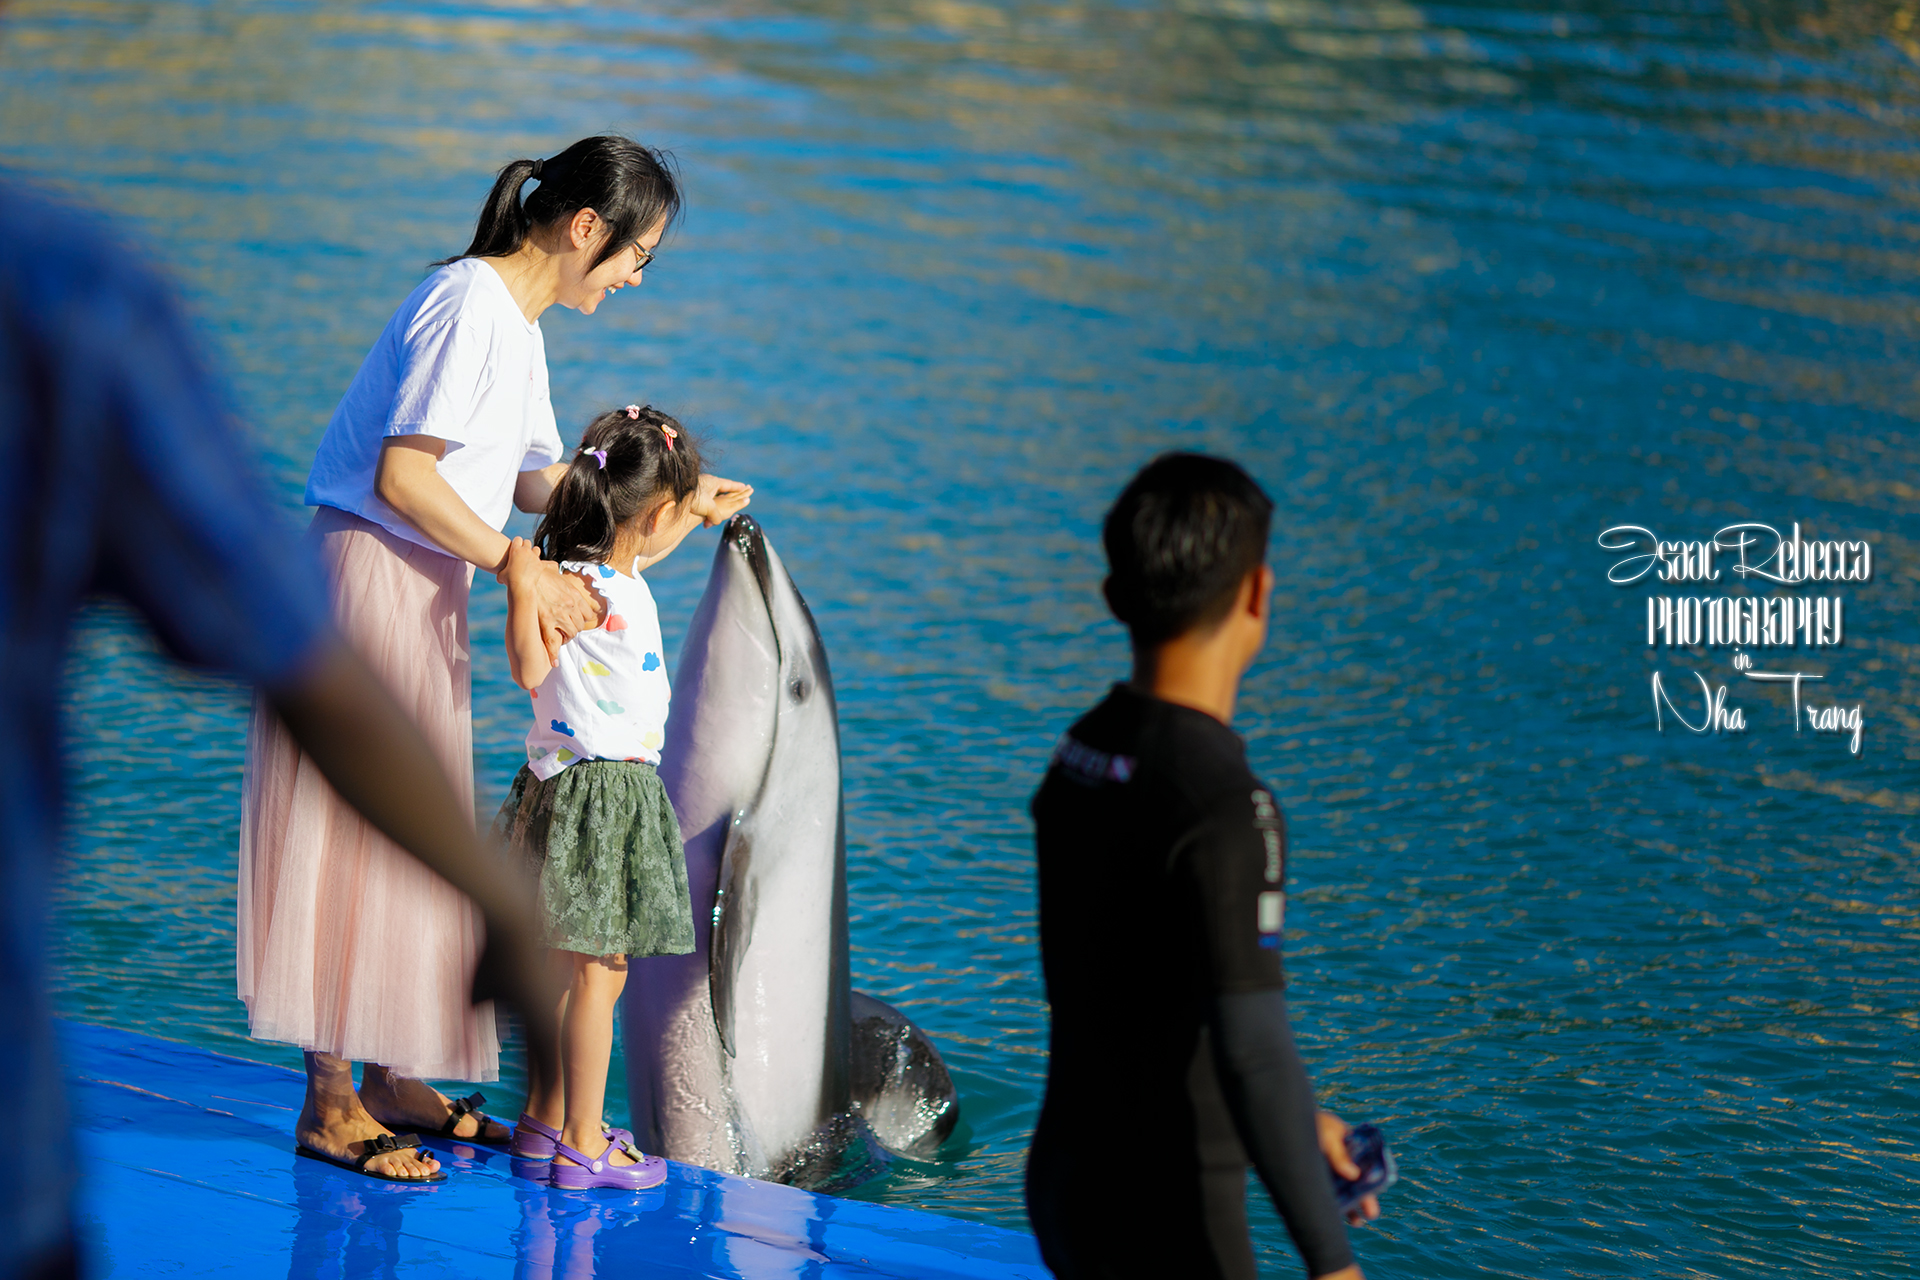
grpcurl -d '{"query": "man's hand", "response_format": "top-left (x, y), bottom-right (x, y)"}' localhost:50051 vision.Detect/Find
top-left (688, 473), bottom-right (753, 527)
top-left (497, 541), bottom-right (600, 660)
top-left (1316, 1110), bottom-right (1381, 1227)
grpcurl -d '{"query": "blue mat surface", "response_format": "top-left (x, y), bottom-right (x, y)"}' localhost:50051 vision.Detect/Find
top-left (64, 1021), bottom-right (1048, 1279)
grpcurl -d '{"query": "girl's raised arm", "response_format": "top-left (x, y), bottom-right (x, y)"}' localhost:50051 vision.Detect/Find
top-left (629, 476), bottom-right (753, 574)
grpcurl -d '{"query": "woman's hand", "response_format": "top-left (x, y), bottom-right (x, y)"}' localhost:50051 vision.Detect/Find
top-left (688, 473), bottom-right (753, 528)
top-left (1316, 1111), bottom-right (1381, 1227)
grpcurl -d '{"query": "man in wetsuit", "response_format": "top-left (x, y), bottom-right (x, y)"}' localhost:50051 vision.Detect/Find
top-left (1027, 454), bottom-right (1376, 1280)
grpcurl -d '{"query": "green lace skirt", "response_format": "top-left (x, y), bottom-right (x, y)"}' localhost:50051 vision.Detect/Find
top-left (490, 760), bottom-right (696, 959)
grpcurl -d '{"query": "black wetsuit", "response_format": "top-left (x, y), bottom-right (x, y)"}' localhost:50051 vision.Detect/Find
top-left (1026, 685), bottom-right (1354, 1279)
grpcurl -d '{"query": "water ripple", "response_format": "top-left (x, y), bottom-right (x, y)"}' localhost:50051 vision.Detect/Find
top-left (8, 0), bottom-right (1920, 1273)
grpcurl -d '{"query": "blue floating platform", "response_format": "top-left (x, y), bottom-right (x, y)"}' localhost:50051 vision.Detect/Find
top-left (63, 1021), bottom-right (1048, 1278)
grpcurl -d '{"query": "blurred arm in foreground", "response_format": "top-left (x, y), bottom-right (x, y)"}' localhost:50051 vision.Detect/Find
top-left (0, 169), bottom-right (554, 1280)
top-left (266, 642), bottom-right (552, 1056)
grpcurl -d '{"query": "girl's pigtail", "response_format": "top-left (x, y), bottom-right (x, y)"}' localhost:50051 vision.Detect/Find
top-left (587, 458), bottom-right (621, 563)
top-left (535, 450), bottom-right (614, 565)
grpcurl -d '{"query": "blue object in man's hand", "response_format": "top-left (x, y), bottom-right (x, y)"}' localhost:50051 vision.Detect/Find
top-left (1330, 1123), bottom-right (1398, 1212)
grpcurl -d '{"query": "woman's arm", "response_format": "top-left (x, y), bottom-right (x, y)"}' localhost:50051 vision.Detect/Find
top-left (376, 435), bottom-right (515, 571)
top-left (513, 462), bottom-right (570, 515)
top-left (503, 538), bottom-right (562, 688)
top-left (377, 437), bottom-right (599, 651)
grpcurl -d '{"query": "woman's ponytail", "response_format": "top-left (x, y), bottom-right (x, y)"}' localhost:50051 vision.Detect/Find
top-left (439, 137), bottom-right (681, 269)
top-left (443, 158), bottom-right (541, 264)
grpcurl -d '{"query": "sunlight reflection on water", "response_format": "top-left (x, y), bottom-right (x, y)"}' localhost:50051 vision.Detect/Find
top-left (8, 1), bottom-right (1920, 1274)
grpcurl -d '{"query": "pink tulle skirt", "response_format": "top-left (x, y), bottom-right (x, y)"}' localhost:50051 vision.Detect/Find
top-left (237, 506), bottom-right (498, 1082)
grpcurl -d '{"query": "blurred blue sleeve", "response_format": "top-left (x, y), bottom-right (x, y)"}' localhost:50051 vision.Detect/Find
top-left (12, 178), bottom-right (332, 686)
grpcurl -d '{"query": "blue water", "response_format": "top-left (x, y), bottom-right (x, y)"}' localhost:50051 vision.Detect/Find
top-left (6, 1), bottom-right (1919, 1275)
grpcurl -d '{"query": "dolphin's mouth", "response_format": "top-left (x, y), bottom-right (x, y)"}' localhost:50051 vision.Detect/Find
top-left (724, 514), bottom-right (779, 661)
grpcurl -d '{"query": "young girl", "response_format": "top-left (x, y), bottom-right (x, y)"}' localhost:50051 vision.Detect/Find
top-left (493, 404), bottom-right (749, 1189)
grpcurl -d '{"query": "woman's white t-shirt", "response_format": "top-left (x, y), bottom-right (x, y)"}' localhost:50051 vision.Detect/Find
top-left (305, 258), bottom-right (564, 552)
top-left (525, 561), bottom-right (672, 780)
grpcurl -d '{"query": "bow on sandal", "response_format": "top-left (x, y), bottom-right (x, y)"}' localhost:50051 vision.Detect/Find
top-left (295, 1131), bottom-right (447, 1184)
top-left (438, 1092), bottom-right (512, 1147)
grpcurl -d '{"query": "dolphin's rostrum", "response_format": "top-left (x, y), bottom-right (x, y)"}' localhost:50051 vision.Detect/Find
top-left (624, 515), bottom-right (958, 1187)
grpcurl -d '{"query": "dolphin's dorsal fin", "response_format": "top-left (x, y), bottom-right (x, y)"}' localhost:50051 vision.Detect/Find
top-left (709, 815), bottom-right (757, 1058)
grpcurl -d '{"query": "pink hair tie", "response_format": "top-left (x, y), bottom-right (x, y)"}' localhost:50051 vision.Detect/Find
top-left (625, 404), bottom-right (642, 419)
top-left (661, 424), bottom-right (678, 451)
top-left (588, 448), bottom-right (608, 469)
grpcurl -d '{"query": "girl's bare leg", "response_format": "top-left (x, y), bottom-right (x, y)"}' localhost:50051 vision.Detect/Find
top-left (552, 950), bottom-right (637, 1168)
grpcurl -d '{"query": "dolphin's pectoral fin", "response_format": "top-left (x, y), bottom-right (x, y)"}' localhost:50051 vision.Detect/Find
top-left (708, 820), bottom-right (756, 1059)
top-left (847, 991), bottom-right (961, 1158)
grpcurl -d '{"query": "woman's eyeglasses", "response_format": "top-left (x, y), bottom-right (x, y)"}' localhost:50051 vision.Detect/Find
top-left (633, 243), bottom-right (655, 273)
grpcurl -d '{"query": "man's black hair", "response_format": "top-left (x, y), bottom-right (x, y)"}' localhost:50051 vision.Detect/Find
top-left (1101, 452), bottom-right (1274, 647)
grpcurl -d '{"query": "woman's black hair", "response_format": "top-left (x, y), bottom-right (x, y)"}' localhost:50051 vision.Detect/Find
top-left (536, 406), bottom-right (704, 566)
top-left (438, 136), bottom-right (682, 269)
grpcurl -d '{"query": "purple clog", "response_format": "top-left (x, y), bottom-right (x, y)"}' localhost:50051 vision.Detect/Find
top-left (511, 1112), bottom-right (560, 1160)
top-left (548, 1132), bottom-right (668, 1191)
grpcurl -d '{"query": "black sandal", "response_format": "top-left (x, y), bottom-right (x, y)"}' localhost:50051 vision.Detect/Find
top-left (436, 1092), bottom-right (511, 1148)
top-left (296, 1132), bottom-right (447, 1183)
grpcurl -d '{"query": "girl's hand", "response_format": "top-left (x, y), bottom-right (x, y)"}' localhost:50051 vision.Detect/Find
top-left (501, 537), bottom-right (546, 589)
top-left (689, 474), bottom-right (753, 528)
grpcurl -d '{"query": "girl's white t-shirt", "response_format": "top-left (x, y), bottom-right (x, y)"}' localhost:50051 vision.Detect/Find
top-left (525, 561), bottom-right (672, 780)
top-left (305, 258), bottom-right (565, 553)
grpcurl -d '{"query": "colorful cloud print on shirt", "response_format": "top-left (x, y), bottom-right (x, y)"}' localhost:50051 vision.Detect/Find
top-left (584, 660), bottom-right (612, 677)
top-left (550, 720), bottom-right (575, 737)
top-left (597, 699), bottom-right (625, 715)
top-left (642, 652), bottom-right (661, 672)
top-left (605, 614), bottom-right (628, 632)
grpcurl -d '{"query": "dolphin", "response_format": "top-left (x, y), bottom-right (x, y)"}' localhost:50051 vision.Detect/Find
top-left (624, 514), bottom-right (958, 1187)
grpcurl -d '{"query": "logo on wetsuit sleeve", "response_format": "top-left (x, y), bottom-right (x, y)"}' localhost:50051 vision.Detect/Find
top-left (1257, 890), bottom-right (1285, 948)
top-left (1051, 734), bottom-right (1136, 787)
top-left (1251, 790), bottom-right (1283, 883)
top-left (1252, 790), bottom-right (1285, 948)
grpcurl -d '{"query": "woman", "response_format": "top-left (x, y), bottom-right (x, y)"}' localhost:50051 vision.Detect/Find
top-left (239, 135), bottom-right (749, 1181)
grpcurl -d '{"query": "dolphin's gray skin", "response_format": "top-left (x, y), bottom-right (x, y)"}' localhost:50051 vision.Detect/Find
top-left (624, 515), bottom-right (958, 1186)
top-left (849, 992), bottom-right (959, 1157)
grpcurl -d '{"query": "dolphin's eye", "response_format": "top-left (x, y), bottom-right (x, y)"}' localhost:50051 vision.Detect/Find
top-left (788, 677), bottom-right (810, 703)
